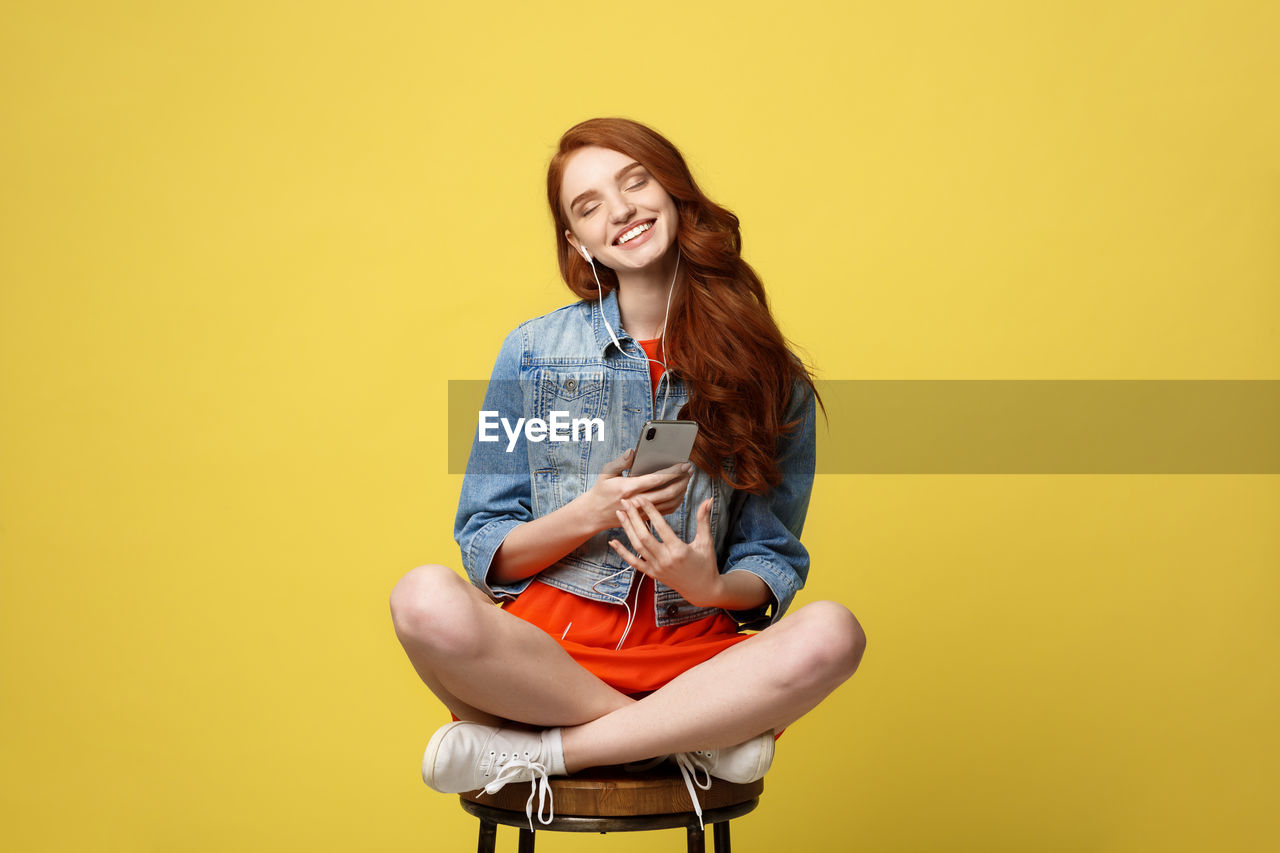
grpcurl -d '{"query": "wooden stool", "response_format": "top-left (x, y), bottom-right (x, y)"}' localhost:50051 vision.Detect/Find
top-left (459, 765), bottom-right (763, 852)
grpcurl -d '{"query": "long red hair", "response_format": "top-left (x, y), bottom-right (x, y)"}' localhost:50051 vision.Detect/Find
top-left (546, 117), bottom-right (819, 495)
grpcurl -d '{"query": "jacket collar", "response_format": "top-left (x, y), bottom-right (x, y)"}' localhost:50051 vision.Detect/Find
top-left (590, 287), bottom-right (686, 392)
top-left (590, 288), bottom-right (633, 357)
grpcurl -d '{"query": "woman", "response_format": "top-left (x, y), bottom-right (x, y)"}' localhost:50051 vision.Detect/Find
top-left (390, 117), bottom-right (865, 826)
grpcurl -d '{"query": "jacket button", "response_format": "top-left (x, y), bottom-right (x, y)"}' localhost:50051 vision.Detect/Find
top-left (564, 378), bottom-right (577, 392)
top-left (665, 604), bottom-right (679, 617)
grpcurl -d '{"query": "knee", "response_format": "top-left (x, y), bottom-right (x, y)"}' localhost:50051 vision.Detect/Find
top-left (791, 600), bottom-right (867, 684)
top-left (389, 564), bottom-right (484, 657)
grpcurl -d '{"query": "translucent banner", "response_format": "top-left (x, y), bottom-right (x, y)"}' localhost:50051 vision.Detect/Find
top-left (448, 380), bottom-right (1280, 474)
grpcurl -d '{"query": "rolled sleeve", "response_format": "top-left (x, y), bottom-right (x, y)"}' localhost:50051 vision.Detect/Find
top-left (461, 515), bottom-right (532, 601)
top-left (721, 380), bottom-right (816, 628)
top-left (453, 326), bottom-right (537, 601)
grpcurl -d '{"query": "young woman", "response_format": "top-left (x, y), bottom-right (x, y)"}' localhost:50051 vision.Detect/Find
top-left (390, 117), bottom-right (865, 826)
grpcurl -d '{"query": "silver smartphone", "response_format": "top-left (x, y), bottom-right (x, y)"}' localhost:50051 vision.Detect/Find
top-left (629, 419), bottom-right (699, 477)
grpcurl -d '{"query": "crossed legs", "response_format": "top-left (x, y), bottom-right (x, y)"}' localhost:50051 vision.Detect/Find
top-left (389, 563), bottom-right (865, 773)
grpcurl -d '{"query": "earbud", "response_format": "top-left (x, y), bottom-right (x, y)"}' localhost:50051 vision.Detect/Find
top-left (579, 244), bottom-right (592, 262)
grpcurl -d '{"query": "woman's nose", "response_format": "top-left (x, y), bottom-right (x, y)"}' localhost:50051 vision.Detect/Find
top-left (606, 193), bottom-right (635, 223)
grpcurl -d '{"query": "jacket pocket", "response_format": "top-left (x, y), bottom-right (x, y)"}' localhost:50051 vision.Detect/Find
top-left (530, 369), bottom-right (607, 487)
top-left (531, 467), bottom-right (562, 517)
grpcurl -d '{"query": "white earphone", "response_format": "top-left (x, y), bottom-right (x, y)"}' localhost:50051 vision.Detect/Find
top-left (571, 231), bottom-right (679, 414)
top-left (571, 230), bottom-right (681, 650)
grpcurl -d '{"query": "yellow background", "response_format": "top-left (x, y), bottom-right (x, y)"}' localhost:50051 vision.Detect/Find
top-left (2, 1), bottom-right (1277, 850)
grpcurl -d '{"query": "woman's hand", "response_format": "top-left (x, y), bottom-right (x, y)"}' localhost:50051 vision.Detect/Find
top-left (572, 448), bottom-right (693, 535)
top-left (609, 496), bottom-right (724, 608)
top-left (491, 449), bottom-right (694, 587)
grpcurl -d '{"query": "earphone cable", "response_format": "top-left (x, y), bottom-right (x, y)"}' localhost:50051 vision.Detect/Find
top-left (589, 249), bottom-right (680, 418)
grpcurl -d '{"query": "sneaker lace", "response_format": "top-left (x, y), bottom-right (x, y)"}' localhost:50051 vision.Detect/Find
top-left (673, 751), bottom-right (713, 830)
top-left (484, 757), bottom-right (554, 830)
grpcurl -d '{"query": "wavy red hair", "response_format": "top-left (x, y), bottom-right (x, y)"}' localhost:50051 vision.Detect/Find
top-left (546, 117), bottom-right (820, 494)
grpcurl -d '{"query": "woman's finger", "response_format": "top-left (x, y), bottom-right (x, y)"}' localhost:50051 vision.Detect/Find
top-left (634, 497), bottom-right (680, 546)
top-left (653, 497), bottom-right (683, 516)
top-left (691, 498), bottom-right (713, 547)
top-left (614, 506), bottom-right (643, 548)
top-left (640, 472), bottom-right (691, 505)
top-left (638, 491), bottom-right (686, 520)
top-left (623, 498), bottom-right (671, 562)
top-left (608, 537), bottom-right (647, 573)
top-left (621, 462), bottom-right (693, 498)
top-left (615, 506), bottom-right (657, 561)
top-left (600, 448), bottom-right (635, 479)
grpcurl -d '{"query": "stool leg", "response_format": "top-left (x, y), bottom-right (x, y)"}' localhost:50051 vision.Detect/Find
top-left (476, 820), bottom-right (497, 853)
top-left (713, 820), bottom-right (731, 853)
top-left (686, 824), bottom-right (706, 853)
top-left (517, 827), bottom-right (535, 853)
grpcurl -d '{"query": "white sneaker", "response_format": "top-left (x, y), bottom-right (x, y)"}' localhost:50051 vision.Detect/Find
top-left (421, 722), bottom-right (564, 828)
top-left (672, 732), bottom-right (775, 830)
top-left (682, 731), bottom-right (775, 783)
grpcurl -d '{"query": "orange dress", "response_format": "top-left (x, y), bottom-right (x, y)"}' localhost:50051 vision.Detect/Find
top-left (500, 337), bottom-right (753, 696)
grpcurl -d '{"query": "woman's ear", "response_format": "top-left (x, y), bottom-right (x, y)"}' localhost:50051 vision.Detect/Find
top-left (565, 229), bottom-right (590, 262)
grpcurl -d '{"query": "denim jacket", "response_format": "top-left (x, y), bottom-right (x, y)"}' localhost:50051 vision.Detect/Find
top-left (453, 289), bottom-right (816, 630)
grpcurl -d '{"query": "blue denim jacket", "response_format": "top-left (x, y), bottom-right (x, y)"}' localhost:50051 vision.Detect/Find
top-left (453, 289), bottom-right (816, 630)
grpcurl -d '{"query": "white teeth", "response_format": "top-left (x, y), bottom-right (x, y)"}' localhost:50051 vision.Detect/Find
top-left (616, 221), bottom-right (652, 244)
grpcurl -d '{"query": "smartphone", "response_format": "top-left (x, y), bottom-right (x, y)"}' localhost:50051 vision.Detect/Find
top-left (629, 419), bottom-right (699, 477)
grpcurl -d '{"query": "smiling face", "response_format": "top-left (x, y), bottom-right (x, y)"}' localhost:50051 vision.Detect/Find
top-left (560, 145), bottom-right (679, 274)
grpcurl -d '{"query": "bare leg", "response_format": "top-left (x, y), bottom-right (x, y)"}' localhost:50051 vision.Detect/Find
top-left (559, 600), bottom-right (866, 771)
top-left (391, 565), bottom-right (866, 771)
top-left (390, 564), bottom-right (637, 726)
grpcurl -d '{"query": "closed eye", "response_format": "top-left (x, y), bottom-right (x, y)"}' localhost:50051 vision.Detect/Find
top-left (580, 179), bottom-right (646, 217)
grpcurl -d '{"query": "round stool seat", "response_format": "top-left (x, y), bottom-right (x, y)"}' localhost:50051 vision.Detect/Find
top-left (458, 765), bottom-right (763, 849)
top-left (461, 764), bottom-right (763, 816)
